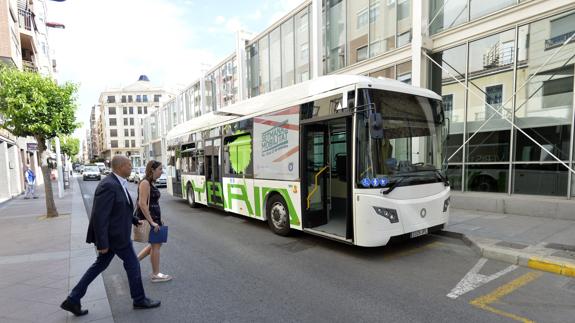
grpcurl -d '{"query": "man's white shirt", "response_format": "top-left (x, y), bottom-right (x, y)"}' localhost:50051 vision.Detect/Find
top-left (113, 172), bottom-right (130, 202)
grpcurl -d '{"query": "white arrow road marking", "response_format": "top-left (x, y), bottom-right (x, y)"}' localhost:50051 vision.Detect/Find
top-left (447, 258), bottom-right (518, 299)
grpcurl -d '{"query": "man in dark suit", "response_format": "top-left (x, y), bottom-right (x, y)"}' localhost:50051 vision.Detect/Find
top-left (61, 156), bottom-right (160, 316)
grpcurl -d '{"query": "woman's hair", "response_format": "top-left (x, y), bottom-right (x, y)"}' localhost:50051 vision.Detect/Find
top-left (144, 160), bottom-right (162, 185)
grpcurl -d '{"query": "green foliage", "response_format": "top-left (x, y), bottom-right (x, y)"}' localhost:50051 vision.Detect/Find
top-left (0, 67), bottom-right (79, 140)
top-left (60, 136), bottom-right (80, 157)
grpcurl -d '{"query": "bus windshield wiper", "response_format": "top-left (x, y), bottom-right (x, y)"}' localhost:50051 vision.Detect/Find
top-left (381, 177), bottom-right (407, 195)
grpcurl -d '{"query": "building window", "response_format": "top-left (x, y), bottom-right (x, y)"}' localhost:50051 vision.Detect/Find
top-left (121, 95), bottom-right (126, 103)
top-left (131, 140), bottom-right (136, 147)
top-left (143, 95), bottom-right (148, 102)
top-left (124, 118), bottom-right (128, 126)
top-left (357, 9), bottom-right (368, 29)
top-left (485, 85), bottom-right (503, 120)
top-left (107, 96), bottom-right (115, 103)
top-left (295, 7), bottom-right (310, 84)
top-left (124, 129), bottom-right (129, 137)
top-left (270, 27), bottom-right (281, 91)
top-left (125, 140), bottom-right (130, 148)
top-left (109, 118), bottom-right (117, 126)
top-left (154, 94), bottom-right (161, 102)
top-left (128, 95), bottom-right (133, 102)
top-left (357, 46), bottom-right (368, 62)
top-left (325, 0), bottom-right (346, 73)
top-left (442, 94), bottom-right (453, 114)
top-left (108, 107), bottom-right (116, 115)
top-left (281, 18), bottom-right (295, 88)
top-left (136, 95), bottom-right (142, 102)
top-left (130, 118), bottom-right (134, 126)
top-left (111, 140), bottom-right (118, 148)
top-left (131, 129), bottom-right (135, 136)
top-left (138, 106), bottom-right (142, 114)
top-left (144, 106), bottom-right (148, 114)
top-left (129, 106), bottom-right (134, 114)
top-left (258, 36), bottom-right (270, 94)
top-left (247, 43), bottom-right (260, 97)
top-left (110, 129), bottom-right (117, 137)
top-left (542, 76), bottom-right (574, 109)
top-left (123, 107), bottom-right (127, 114)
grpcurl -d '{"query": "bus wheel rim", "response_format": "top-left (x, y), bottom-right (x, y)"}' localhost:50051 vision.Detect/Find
top-left (271, 202), bottom-right (287, 229)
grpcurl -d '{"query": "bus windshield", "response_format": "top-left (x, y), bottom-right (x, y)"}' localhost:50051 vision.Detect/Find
top-left (356, 89), bottom-right (446, 189)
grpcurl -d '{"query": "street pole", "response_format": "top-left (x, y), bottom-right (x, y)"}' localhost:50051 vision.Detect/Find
top-left (55, 137), bottom-right (64, 198)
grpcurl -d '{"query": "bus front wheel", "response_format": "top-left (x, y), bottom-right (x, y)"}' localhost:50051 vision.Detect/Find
top-left (187, 185), bottom-right (197, 208)
top-left (267, 194), bottom-right (290, 236)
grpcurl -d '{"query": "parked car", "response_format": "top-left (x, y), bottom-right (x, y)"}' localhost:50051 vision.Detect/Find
top-left (82, 165), bottom-right (101, 181)
top-left (155, 171), bottom-right (167, 188)
top-left (94, 162), bottom-right (106, 174)
top-left (128, 170), bottom-right (137, 182)
top-left (133, 166), bottom-right (146, 184)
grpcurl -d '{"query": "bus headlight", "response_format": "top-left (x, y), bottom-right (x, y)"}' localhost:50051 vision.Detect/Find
top-left (443, 197), bottom-right (450, 212)
top-left (373, 207), bottom-right (399, 223)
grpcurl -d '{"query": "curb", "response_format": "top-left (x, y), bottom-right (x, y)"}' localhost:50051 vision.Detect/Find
top-left (435, 230), bottom-right (575, 278)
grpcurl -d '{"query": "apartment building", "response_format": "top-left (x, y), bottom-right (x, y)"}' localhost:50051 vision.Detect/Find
top-left (147, 0), bottom-right (575, 209)
top-left (0, 0), bottom-right (58, 202)
top-left (94, 75), bottom-right (174, 168)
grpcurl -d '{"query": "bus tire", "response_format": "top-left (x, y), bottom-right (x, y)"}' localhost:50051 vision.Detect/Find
top-left (267, 194), bottom-right (290, 236)
top-left (187, 184), bottom-right (197, 208)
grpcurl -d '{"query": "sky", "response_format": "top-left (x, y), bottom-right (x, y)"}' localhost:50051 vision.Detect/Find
top-left (45, 0), bottom-right (307, 142)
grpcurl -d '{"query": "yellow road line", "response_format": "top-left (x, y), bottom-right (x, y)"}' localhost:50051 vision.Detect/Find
top-left (470, 271), bottom-right (542, 323)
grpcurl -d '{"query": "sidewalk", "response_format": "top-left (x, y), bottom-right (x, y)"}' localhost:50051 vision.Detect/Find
top-left (442, 208), bottom-right (575, 278)
top-left (0, 177), bottom-right (113, 323)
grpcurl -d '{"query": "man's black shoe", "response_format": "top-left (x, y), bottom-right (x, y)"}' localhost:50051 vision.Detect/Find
top-left (60, 299), bottom-right (88, 316)
top-left (133, 297), bottom-right (161, 309)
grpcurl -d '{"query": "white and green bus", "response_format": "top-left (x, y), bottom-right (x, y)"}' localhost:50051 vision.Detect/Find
top-left (166, 75), bottom-right (450, 247)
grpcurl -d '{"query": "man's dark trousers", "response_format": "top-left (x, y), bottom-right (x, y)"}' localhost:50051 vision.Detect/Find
top-left (68, 243), bottom-right (145, 304)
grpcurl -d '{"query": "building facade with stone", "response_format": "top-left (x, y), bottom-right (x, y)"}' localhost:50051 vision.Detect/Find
top-left (0, 0), bottom-right (59, 202)
top-left (93, 75), bottom-right (174, 168)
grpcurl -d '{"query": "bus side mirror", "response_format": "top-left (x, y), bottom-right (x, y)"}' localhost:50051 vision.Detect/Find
top-left (370, 112), bottom-right (384, 139)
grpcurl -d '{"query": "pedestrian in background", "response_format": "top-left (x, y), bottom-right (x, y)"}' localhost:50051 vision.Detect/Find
top-left (24, 166), bottom-right (37, 199)
top-left (60, 155), bottom-right (160, 317)
top-left (136, 160), bottom-right (172, 283)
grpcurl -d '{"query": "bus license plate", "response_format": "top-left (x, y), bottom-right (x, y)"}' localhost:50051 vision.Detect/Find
top-left (410, 229), bottom-right (428, 238)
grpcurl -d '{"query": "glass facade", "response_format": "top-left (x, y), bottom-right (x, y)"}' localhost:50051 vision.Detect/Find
top-left (247, 5), bottom-right (312, 98)
top-left (324, 0), bottom-right (346, 73)
top-left (429, 0), bottom-right (518, 35)
top-left (430, 11), bottom-right (575, 196)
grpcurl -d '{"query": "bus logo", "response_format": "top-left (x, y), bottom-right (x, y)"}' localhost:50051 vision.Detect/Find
top-left (261, 120), bottom-right (289, 156)
top-left (420, 208), bottom-right (427, 218)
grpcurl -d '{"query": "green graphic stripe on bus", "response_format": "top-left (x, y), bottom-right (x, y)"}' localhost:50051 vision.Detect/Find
top-left (254, 187), bottom-right (261, 217)
top-left (207, 182), bottom-right (225, 208)
top-left (227, 183), bottom-right (254, 216)
top-left (261, 187), bottom-right (300, 226)
top-left (190, 180), bottom-right (206, 194)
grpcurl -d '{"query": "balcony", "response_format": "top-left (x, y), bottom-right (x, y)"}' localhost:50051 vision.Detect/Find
top-left (22, 60), bottom-right (38, 73)
top-left (18, 9), bottom-right (36, 32)
top-left (483, 43), bottom-right (514, 69)
top-left (545, 31), bottom-right (575, 50)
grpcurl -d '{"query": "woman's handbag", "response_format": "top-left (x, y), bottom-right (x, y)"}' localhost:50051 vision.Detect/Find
top-left (132, 217), bottom-right (150, 243)
top-left (132, 181), bottom-right (152, 243)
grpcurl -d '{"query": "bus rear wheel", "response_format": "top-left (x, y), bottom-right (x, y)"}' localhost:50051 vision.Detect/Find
top-left (267, 194), bottom-right (290, 236)
top-left (187, 185), bottom-right (197, 208)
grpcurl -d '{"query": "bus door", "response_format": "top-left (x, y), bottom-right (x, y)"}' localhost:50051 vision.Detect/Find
top-left (172, 147), bottom-right (183, 198)
top-left (302, 116), bottom-right (353, 240)
top-left (205, 138), bottom-right (224, 209)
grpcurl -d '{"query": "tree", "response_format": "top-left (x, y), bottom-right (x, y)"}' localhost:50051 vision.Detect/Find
top-left (0, 67), bottom-right (79, 217)
top-left (58, 136), bottom-right (80, 158)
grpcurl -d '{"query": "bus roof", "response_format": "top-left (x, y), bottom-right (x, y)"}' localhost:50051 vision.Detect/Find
top-left (166, 75), bottom-right (441, 141)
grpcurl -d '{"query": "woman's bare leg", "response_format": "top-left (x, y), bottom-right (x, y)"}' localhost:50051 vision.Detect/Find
top-left (137, 245), bottom-right (151, 261)
top-left (150, 243), bottom-right (162, 275)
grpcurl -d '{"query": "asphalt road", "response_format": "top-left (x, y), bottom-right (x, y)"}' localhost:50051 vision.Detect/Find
top-left (78, 176), bottom-right (575, 323)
